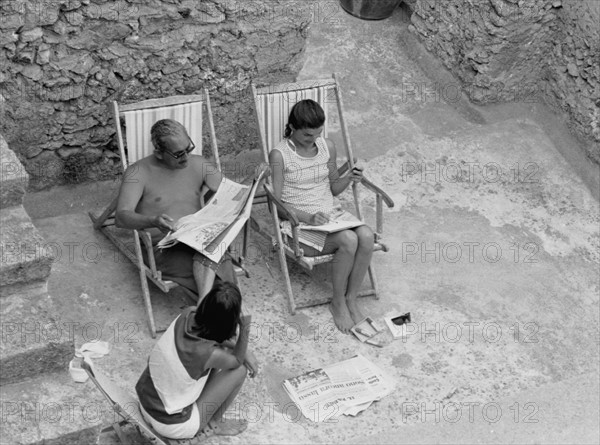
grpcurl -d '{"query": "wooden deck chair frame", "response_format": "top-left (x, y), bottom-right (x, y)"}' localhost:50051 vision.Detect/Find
top-left (81, 359), bottom-right (185, 445)
top-left (89, 90), bottom-right (250, 338)
top-left (251, 74), bottom-right (395, 314)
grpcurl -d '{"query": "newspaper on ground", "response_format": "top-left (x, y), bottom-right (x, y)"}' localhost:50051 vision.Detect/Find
top-left (280, 208), bottom-right (365, 251)
top-left (283, 354), bottom-right (395, 422)
top-left (157, 167), bottom-right (267, 263)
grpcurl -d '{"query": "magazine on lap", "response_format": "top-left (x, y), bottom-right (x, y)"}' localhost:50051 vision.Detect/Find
top-left (280, 208), bottom-right (365, 251)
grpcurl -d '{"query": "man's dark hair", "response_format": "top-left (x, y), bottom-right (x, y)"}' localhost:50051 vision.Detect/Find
top-left (150, 119), bottom-right (187, 152)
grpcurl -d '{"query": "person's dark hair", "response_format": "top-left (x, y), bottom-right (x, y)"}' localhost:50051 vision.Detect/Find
top-left (194, 281), bottom-right (242, 343)
top-left (150, 119), bottom-right (187, 152)
top-left (284, 99), bottom-right (325, 138)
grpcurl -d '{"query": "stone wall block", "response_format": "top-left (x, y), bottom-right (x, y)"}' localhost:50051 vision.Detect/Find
top-left (0, 0), bottom-right (310, 190)
top-left (0, 135), bottom-right (28, 209)
top-left (410, 0), bottom-right (599, 159)
top-left (19, 27), bottom-right (44, 43)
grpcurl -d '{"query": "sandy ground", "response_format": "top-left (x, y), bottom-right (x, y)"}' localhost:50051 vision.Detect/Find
top-left (24, 4), bottom-right (599, 444)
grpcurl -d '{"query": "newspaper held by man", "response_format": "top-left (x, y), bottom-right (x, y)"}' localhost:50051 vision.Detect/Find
top-left (283, 354), bottom-right (395, 422)
top-left (280, 207), bottom-right (365, 251)
top-left (157, 166), bottom-right (268, 263)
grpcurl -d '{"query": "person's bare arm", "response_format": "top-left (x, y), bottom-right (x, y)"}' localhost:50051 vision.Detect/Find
top-left (114, 163), bottom-right (174, 232)
top-left (268, 149), bottom-right (328, 225)
top-left (200, 158), bottom-right (223, 193)
top-left (204, 315), bottom-right (252, 373)
top-left (327, 140), bottom-right (363, 197)
top-left (220, 340), bottom-right (259, 378)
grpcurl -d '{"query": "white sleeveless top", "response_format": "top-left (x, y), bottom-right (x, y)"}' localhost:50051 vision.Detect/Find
top-left (272, 137), bottom-right (335, 215)
top-left (147, 314), bottom-right (211, 415)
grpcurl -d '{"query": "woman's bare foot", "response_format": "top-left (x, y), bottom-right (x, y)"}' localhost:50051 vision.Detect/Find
top-left (329, 299), bottom-right (354, 334)
top-left (206, 418), bottom-right (248, 436)
top-left (347, 298), bottom-right (365, 325)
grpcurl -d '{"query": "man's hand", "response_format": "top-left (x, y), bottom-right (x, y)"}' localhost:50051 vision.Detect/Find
top-left (309, 211), bottom-right (330, 226)
top-left (244, 350), bottom-right (259, 378)
top-left (153, 214), bottom-right (174, 233)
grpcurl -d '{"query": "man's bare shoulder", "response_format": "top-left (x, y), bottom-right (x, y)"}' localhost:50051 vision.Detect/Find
top-left (188, 154), bottom-right (219, 175)
top-left (122, 155), bottom-right (153, 185)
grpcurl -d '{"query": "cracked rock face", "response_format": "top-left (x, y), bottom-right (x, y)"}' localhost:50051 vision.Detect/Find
top-left (409, 0), bottom-right (600, 160)
top-left (0, 0), bottom-right (310, 189)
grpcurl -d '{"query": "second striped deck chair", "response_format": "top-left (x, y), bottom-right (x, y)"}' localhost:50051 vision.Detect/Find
top-left (81, 359), bottom-right (213, 444)
top-left (89, 91), bottom-right (249, 338)
top-left (251, 74), bottom-right (395, 314)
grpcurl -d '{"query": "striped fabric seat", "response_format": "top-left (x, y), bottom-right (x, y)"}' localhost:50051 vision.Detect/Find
top-left (253, 84), bottom-right (330, 152)
top-left (123, 102), bottom-right (203, 165)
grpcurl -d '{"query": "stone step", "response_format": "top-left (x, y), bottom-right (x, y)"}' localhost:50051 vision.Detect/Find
top-left (0, 369), bottom-right (107, 445)
top-left (0, 290), bottom-right (72, 386)
top-left (0, 205), bottom-right (53, 289)
top-left (0, 134), bottom-right (28, 210)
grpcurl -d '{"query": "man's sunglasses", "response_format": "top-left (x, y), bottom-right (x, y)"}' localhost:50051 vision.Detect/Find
top-left (163, 140), bottom-right (195, 159)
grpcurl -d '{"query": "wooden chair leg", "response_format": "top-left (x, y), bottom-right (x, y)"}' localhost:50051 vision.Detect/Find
top-left (367, 263), bottom-right (379, 300)
top-left (268, 200), bottom-right (297, 314)
top-left (139, 260), bottom-right (158, 338)
top-left (91, 193), bottom-right (119, 230)
top-left (133, 231), bottom-right (158, 338)
top-left (276, 244), bottom-right (296, 315)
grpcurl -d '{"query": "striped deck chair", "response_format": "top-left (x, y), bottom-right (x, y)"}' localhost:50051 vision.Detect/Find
top-left (81, 359), bottom-right (211, 444)
top-left (89, 91), bottom-right (249, 338)
top-left (81, 359), bottom-right (170, 444)
top-left (251, 74), bottom-right (395, 314)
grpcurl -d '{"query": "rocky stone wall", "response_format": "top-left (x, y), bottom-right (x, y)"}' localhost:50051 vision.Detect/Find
top-left (545, 0), bottom-right (599, 161)
top-left (0, 0), bottom-right (309, 189)
top-left (409, 0), bottom-right (599, 161)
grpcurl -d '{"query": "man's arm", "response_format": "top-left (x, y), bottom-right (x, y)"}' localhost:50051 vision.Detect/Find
top-left (114, 163), bottom-right (174, 232)
top-left (200, 158), bottom-right (223, 193)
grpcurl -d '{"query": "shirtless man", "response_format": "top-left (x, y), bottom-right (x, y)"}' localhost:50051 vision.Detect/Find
top-left (115, 119), bottom-right (235, 301)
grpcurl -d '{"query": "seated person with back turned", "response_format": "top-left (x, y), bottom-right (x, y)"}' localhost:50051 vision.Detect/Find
top-left (136, 280), bottom-right (257, 439)
top-left (269, 99), bottom-right (374, 334)
top-left (115, 119), bottom-right (235, 301)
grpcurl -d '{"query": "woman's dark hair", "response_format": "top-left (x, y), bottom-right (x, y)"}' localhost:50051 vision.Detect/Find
top-left (194, 281), bottom-right (242, 343)
top-left (284, 99), bottom-right (325, 138)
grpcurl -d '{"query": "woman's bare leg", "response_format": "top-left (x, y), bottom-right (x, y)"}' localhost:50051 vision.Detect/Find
top-left (196, 366), bottom-right (247, 433)
top-left (345, 226), bottom-right (374, 324)
top-left (322, 230), bottom-right (358, 333)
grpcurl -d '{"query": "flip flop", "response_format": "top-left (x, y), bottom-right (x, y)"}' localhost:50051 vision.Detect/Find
top-left (206, 418), bottom-right (248, 436)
